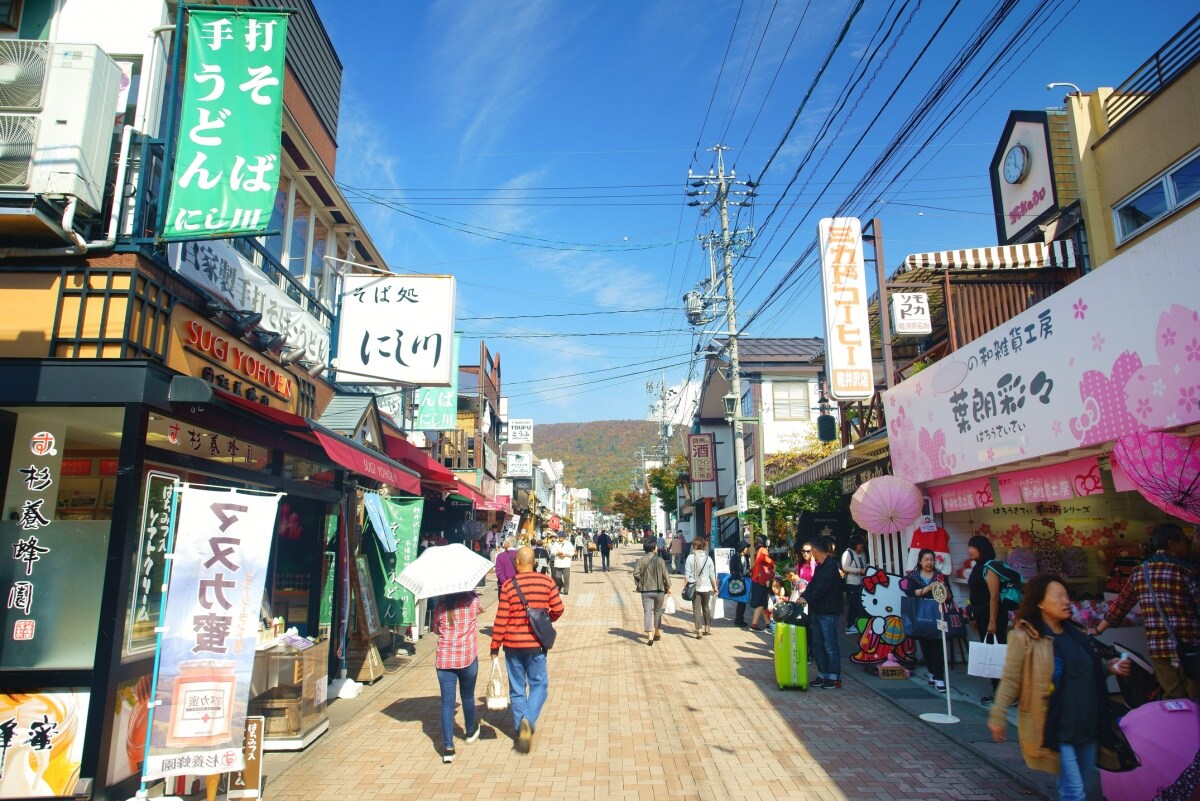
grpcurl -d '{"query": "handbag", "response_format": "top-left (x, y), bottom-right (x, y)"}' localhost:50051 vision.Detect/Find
top-left (682, 582), bottom-right (696, 602)
top-left (511, 576), bottom-right (557, 650)
top-left (901, 595), bottom-right (941, 639)
top-left (485, 657), bottom-right (509, 710)
top-left (967, 633), bottom-right (1008, 679)
top-left (942, 600), bottom-right (967, 639)
top-left (719, 574), bottom-right (751, 603)
top-left (1143, 564), bottom-right (1200, 684)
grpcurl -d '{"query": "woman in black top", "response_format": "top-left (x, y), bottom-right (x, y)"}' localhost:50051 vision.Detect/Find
top-left (968, 535), bottom-right (1005, 701)
top-left (730, 540), bottom-right (749, 627)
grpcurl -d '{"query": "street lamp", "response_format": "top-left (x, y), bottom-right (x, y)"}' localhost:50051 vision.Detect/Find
top-left (722, 392), bottom-right (768, 542)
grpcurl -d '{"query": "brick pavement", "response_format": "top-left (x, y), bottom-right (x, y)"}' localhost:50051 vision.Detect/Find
top-left (263, 551), bottom-right (1046, 801)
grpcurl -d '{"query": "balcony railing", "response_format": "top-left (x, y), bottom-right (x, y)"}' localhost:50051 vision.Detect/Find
top-left (118, 132), bottom-right (335, 330)
top-left (1105, 12), bottom-right (1200, 127)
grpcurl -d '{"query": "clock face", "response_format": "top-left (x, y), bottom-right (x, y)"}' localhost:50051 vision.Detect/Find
top-left (1003, 144), bottom-right (1029, 184)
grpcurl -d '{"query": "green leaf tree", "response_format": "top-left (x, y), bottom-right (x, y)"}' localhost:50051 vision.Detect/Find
top-left (645, 454), bottom-right (688, 517)
top-left (610, 490), bottom-right (652, 529)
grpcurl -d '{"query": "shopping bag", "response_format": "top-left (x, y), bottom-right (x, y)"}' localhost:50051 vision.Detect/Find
top-left (901, 596), bottom-right (941, 638)
top-left (486, 657), bottom-right (509, 710)
top-left (719, 574), bottom-right (752, 603)
top-left (663, 593), bottom-right (676, 615)
top-left (967, 634), bottom-right (1008, 679)
top-left (942, 600), bottom-right (968, 639)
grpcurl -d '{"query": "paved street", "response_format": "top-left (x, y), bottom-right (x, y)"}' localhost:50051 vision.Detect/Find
top-left (264, 552), bottom-right (1046, 801)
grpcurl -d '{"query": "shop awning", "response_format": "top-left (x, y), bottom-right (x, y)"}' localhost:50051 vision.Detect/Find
top-left (209, 387), bottom-right (312, 431)
top-left (773, 432), bottom-right (891, 495)
top-left (383, 432), bottom-right (456, 484)
top-left (308, 422), bottom-right (420, 495)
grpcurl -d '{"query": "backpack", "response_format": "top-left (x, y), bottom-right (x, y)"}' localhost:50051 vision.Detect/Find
top-left (984, 560), bottom-right (1024, 609)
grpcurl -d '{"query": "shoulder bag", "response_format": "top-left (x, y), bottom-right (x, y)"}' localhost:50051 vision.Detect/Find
top-left (512, 576), bottom-right (557, 650)
top-left (682, 554), bottom-right (706, 602)
top-left (1143, 563), bottom-right (1200, 684)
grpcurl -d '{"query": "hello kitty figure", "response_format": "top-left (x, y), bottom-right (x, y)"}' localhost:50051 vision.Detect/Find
top-left (850, 567), bottom-right (918, 665)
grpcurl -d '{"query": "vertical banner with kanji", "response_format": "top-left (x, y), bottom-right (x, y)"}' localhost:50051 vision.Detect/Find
top-left (144, 488), bottom-right (280, 779)
top-left (362, 496), bottom-right (423, 627)
top-left (687, 433), bottom-right (716, 482)
top-left (414, 334), bottom-right (461, 430)
top-left (163, 9), bottom-right (290, 240)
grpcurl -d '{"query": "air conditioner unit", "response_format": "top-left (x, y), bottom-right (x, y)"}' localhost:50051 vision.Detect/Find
top-left (0, 40), bottom-right (122, 215)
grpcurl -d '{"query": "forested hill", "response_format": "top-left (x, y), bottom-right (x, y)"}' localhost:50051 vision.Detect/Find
top-left (535, 420), bottom-right (675, 511)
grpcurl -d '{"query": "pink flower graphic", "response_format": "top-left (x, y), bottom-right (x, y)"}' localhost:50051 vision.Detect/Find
top-left (1136, 398), bottom-right (1153, 418)
top-left (986, 448), bottom-right (995, 461)
top-left (1163, 327), bottom-right (1178, 347)
top-left (1178, 385), bottom-right (1200, 410)
top-left (1051, 420), bottom-right (1063, 436)
top-left (1073, 299), bottom-right (1087, 319)
top-left (1091, 332), bottom-right (1105, 352)
top-left (1187, 338), bottom-right (1200, 362)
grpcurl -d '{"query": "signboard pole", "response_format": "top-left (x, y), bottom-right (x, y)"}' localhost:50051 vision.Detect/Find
top-left (865, 218), bottom-right (894, 389)
top-left (919, 582), bottom-right (959, 725)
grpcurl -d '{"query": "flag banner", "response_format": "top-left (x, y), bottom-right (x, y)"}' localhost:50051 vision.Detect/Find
top-left (363, 495), bottom-right (423, 627)
top-left (144, 487), bottom-right (280, 779)
top-left (163, 9), bottom-right (290, 240)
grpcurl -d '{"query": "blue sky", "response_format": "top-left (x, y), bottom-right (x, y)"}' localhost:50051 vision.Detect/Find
top-left (312, 0), bottom-right (1197, 425)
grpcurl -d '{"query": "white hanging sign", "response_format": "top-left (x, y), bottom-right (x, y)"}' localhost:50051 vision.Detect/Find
top-left (891, 292), bottom-right (932, 335)
top-left (818, 218), bottom-right (873, 400)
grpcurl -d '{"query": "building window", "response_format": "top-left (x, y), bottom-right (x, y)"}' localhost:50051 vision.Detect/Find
top-left (0, 1), bottom-right (21, 32)
top-left (1114, 147), bottom-right (1200, 244)
top-left (772, 381), bottom-right (811, 421)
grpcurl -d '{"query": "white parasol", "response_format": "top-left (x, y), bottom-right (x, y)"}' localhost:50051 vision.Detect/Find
top-left (396, 543), bottom-right (494, 600)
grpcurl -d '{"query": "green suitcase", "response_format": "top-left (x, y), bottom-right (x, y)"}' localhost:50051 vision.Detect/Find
top-left (774, 621), bottom-right (808, 690)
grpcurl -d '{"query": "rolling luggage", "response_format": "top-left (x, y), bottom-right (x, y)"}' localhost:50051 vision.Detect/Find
top-left (774, 621), bottom-right (808, 690)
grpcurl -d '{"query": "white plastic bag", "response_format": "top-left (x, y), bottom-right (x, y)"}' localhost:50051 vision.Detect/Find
top-left (486, 657), bottom-right (509, 710)
top-left (663, 593), bottom-right (676, 615)
top-left (967, 634), bottom-right (1008, 679)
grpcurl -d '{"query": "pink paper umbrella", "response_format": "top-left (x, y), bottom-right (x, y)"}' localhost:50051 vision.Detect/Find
top-left (850, 475), bottom-right (922, 534)
top-left (1113, 431), bottom-right (1200, 524)
top-left (1101, 699), bottom-right (1200, 801)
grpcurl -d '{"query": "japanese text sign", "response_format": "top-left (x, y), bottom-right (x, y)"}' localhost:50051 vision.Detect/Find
top-left (890, 292), bottom-right (932, 335)
top-left (335, 275), bottom-right (457, 386)
top-left (818, 218), bottom-right (873, 400)
top-left (415, 334), bottom-right (461, 430)
top-left (884, 208), bottom-right (1200, 484)
top-left (145, 487), bottom-right (279, 779)
top-left (163, 9), bottom-right (289, 240)
top-left (687, 433), bottom-right (716, 483)
top-left (506, 451), bottom-right (532, 478)
top-left (507, 419), bottom-right (534, 445)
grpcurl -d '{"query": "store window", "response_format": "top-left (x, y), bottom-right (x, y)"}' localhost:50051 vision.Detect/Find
top-left (309, 222), bottom-right (330, 301)
top-left (0, 406), bottom-right (122, 670)
top-left (288, 192), bottom-right (311, 279)
top-left (1114, 147), bottom-right (1200, 243)
top-left (261, 175), bottom-right (291, 267)
top-left (772, 381), bottom-right (811, 421)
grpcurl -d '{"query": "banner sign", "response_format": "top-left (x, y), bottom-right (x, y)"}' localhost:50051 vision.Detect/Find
top-left (164, 10), bottom-right (290, 240)
top-left (687, 433), bottom-right (716, 482)
top-left (818, 218), bottom-right (873, 400)
top-left (885, 207), bottom-right (1200, 484)
top-left (145, 487), bottom-right (280, 779)
top-left (506, 451), bottom-right (532, 478)
top-left (361, 495), bottom-right (423, 628)
top-left (414, 334), bottom-right (461, 430)
top-left (507, 419), bottom-right (534, 444)
top-left (995, 455), bottom-right (1103, 506)
top-left (0, 690), bottom-right (91, 798)
top-left (335, 275), bottom-right (457, 386)
top-left (169, 241), bottom-right (330, 363)
top-left (890, 292), bottom-right (932, 335)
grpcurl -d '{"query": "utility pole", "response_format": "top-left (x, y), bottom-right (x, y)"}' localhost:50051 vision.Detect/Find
top-left (687, 146), bottom-right (756, 521)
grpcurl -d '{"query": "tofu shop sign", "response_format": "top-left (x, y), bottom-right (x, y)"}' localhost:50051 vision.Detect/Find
top-left (168, 307), bottom-right (298, 410)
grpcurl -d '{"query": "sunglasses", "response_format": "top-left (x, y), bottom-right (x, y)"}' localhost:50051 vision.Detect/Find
top-left (801, 549), bottom-right (812, 554)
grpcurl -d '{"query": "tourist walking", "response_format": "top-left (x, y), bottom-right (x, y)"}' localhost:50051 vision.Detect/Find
top-left (494, 537), bottom-right (517, 598)
top-left (670, 532), bottom-right (686, 574)
top-left (749, 537), bottom-right (775, 632)
top-left (989, 574), bottom-right (1131, 801)
top-left (580, 532), bottom-right (594, 573)
top-left (549, 532), bottom-right (575, 595)
top-left (799, 536), bottom-right (844, 689)
top-left (681, 538), bottom-right (717, 638)
top-left (841, 535), bottom-right (867, 633)
top-left (905, 548), bottom-right (952, 693)
top-left (595, 530), bottom-right (613, 571)
top-left (431, 591), bottom-right (483, 763)
top-left (634, 538), bottom-right (672, 646)
top-left (1092, 522), bottom-right (1200, 699)
top-left (490, 547), bottom-right (564, 753)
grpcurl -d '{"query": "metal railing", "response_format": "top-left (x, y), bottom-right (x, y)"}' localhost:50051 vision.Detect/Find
top-left (118, 132), bottom-right (335, 330)
top-left (1105, 13), bottom-right (1200, 126)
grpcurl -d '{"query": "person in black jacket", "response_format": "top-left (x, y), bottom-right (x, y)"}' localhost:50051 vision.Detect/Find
top-left (800, 535), bottom-right (845, 689)
top-left (729, 539), bottom-right (750, 627)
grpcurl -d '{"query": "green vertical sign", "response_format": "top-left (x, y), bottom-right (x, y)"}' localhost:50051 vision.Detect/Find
top-left (369, 496), bottom-right (424, 627)
top-left (163, 9), bottom-right (289, 240)
top-left (415, 334), bottom-right (461, 430)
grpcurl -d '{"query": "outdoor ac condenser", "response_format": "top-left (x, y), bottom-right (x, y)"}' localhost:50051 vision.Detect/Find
top-left (0, 40), bottom-right (122, 215)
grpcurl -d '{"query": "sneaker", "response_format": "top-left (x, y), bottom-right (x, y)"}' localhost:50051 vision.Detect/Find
top-left (811, 678), bottom-right (828, 689)
top-left (749, 624), bottom-right (765, 632)
top-left (935, 680), bottom-right (946, 693)
top-left (695, 631), bottom-right (703, 640)
top-left (928, 674), bottom-right (936, 686)
top-left (515, 719), bottom-right (533, 753)
top-left (844, 626), bottom-right (857, 635)
top-left (821, 679), bottom-right (842, 690)
top-left (980, 694), bottom-right (993, 705)
top-left (442, 746), bottom-right (455, 764)
top-left (465, 724), bottom-right (481, 743)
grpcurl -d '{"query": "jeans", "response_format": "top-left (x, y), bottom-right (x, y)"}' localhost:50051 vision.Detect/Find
top-left (692, 591), bottom-right (713, 631)
top-left (505, 650), bottom-right (549, 734)
top-left (1056, 740), bottom-right (1098, 801)
top-left (641, 591), bottom-right (665, 632)
top-left (600, 549), bottom-right (610, 570)
top-left (582, 551), bottom-right (593, 572)
top-left (435, 660), bottom-right (478, 749)
top-left (811, 614), bottom-right (841, 680)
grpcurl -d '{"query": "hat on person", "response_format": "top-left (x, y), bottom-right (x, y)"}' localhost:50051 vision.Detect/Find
top-left (557, 531), bottom-right (566, 537)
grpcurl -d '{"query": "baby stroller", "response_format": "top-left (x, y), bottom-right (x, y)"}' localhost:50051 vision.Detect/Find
top-left (1089, 635), bottom-right (1162, 710)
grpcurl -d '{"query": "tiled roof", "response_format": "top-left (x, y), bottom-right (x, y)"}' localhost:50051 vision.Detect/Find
top-left (713, 337), bottom-right (824, 361)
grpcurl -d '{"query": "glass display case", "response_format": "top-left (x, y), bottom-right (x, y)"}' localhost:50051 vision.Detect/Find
top-left (247, 637), bottom-right (329, 750)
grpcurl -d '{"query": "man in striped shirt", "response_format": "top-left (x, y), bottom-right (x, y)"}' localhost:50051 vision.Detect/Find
top-left (490, 546), bottom-right (564, 753)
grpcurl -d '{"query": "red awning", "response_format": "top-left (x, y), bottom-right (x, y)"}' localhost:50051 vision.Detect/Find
top-left (310, 424), bottom-right (421, 495)
top-left (383, 432), bottom-right (456, 484)
top-left (454, 480), bottom-right (487, 506)
top-left (213, 389), bottom-right (312, 431)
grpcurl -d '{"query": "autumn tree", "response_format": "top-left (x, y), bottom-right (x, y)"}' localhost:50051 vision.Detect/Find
top-left (609, 490), bottom-right (652, 529)
top-left (645, 454), bottom-right (688, 516)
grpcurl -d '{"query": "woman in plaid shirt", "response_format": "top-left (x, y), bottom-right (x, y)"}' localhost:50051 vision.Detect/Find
top-left (432, 591), bottom-right (483, 763)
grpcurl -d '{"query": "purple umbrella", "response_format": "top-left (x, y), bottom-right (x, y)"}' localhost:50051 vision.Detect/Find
top-left (1101, 699), bottom-right (1200, 801)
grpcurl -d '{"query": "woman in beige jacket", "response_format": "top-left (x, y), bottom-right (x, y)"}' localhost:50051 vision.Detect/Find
top-left (988, 574), bottom-right (1129, 801)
